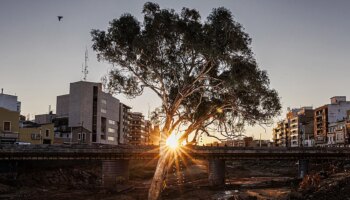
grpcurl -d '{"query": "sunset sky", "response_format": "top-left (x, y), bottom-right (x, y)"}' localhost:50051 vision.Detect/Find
top-left (1, 0), bottom-right (350, 141)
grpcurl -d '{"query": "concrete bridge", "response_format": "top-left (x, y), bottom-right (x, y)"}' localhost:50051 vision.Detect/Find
top-left (1, 144), bottom-right (350, 188)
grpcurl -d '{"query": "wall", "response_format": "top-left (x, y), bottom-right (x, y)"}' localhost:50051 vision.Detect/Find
top-left (70, 126), bottom-right (92, 144)
top-left (0, 93), bottom-right (20, 112)
top-left (0, 107), bottom-right (19, 133)
top-left (35, 113), bottom-right (56, 124)
top-left (57, 81), bottom-right (128, 145)
top-left (118, 103), bottom-right (130, 144)
top-left (56, 94), bottom-right (69, 117)
top-left (328, 102), bottom-right (350, 123)
top-left (19, 123), bottom-right (54, 144)
top-left (100, 92), bottom-right (120, 145)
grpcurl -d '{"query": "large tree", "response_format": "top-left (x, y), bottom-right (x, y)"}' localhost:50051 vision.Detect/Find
top-left (91, 2), bottom-right (281, 199)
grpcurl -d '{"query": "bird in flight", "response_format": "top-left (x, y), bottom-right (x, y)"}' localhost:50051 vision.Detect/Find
top-left (57, 16), bottom-right (63, 21)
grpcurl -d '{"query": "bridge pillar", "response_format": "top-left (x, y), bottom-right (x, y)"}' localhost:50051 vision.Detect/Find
top-left (102, 160), bottom-right (130, 189)
top-left (298, 159), bottom-right (309, 179)
top-left (208, 159), bottom-right (225, 186)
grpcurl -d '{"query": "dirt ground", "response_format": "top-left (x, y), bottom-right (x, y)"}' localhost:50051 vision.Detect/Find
top-left (1, 160), bottom-right (350, 200)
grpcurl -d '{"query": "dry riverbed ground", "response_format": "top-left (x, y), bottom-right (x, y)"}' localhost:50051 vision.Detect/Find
top-left (1, 160), bottom-right (350, 199)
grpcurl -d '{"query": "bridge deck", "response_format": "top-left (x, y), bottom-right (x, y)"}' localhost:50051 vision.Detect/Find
top-left (1, 145), bottom-right (350, 160)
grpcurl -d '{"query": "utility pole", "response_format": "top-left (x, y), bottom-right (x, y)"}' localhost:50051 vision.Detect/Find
top-left (259, 126), bottom-right (267, 147)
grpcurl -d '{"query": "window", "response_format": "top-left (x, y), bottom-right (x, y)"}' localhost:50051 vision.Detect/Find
top-left (82, 133), bottom-right (86, 142)
top-left (109, 120), bottom-right (116, 125)
top-left (108, 128), bottom-right (115, 133)
top-left (107, 136), bottom-right (115, 141)
top-left (3, 121), bottom-right (11, 132)
top-left (31, 133), bottom-right (40, 140)
top-left (45, 129), bottom-right (50, 137)
top-left (101, 117), bottom-right (106, 133)
top-left (78, 133), bottom-right (81, 140)
top-left (101, 108), bottom-right (107, 113)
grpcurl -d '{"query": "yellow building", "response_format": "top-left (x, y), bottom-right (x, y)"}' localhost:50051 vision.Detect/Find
top-left (19, 123), bottom-right (54, 144)
top-left (0, 107), bottom-right (20, 144)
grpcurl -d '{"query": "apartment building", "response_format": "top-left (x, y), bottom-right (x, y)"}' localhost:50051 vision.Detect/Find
top-left (128, 112), bottom-right (146, 145)
top-left (144, 120), bottom-right (152, 145)
top-left (149, 124), bottom-right (160, 145)
top-left (289, 107), bottom-right (314, 147)
top-left (314, 96), bottom-right (350, 146)
top-left (56, 81), bottom-right (130, 145)
top-left (118, 103), bottom-right (131, 144)
top-left (273, 119), bottom-right (290, 147)
top-left (327, 120), bottom-right (348, 146)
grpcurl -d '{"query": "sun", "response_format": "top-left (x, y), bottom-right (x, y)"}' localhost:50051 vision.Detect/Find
top-left (166, 133), bottom-right (179, 150)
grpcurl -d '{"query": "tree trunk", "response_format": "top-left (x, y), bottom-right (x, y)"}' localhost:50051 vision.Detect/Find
top-left (148, 150), bottom-right (170, 200)
top-left (148, 129), bottom-right (171, 200)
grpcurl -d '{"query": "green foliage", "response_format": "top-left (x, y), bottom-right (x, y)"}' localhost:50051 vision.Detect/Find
top-left (91, 2), bottom-right (281, 141)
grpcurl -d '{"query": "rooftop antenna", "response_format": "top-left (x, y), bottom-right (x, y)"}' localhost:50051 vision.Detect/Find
top-left (82, 47), bottom-right (88, 81)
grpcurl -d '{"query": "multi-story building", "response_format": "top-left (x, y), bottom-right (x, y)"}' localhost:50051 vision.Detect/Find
top-left (0, 89), bottom-right (21, 112)
top-left (220, 137), bottom-right (272, 147)
top-left (273, 121), bottom-right (283, 146)
top-left (149, 124), bottom-right (160, 145)
top-left (19, 121), bottom-right (54, 144)
top-left (56, 81), bottom-right (130, 145)
top-left (273, 120), bottom-right (290, 147)
top-left (128, 112), bottom-right (146, 145)
top-left (0, 107), bottom-right (20, 144)
top-left (118, 103), bottom-right (131, 144)
top-left (143, 120), bottom-right (152, 145)
top-left (273, 107), bottom-right (313, 147)
top-left (314, 96), bottom-right (350, 146)
top-left (287, 108), bottom-right (301, 147)
top-left (289, 107), bottom-right (314, 147)
top-left (327, 120), bottom-right (348, 146)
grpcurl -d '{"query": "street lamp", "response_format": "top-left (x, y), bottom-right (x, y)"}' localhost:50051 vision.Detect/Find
top-left (259, 126), bottom-right (267, 147)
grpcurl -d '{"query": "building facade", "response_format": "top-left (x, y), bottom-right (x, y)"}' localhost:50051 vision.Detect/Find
top-left (149, 124), bottom-right (160, 145)
top-left (128, 112), bottom-right (146, 145)
top-left (273, 107), bottom-right (313, 147)
top-left (289, 107), bottom-right (314, 147)
top-left (314, 96), bottom-right (350, 146)
top-left (273, 120), bottom-right (290, 147)
top-left (118, 103), bottom-right (130, 144)
top-left (56, 81), bottom-right (129, 145)
top-left (19, 122), bottom-right (54, 144)
top-left (35, 112), bottom-right (56, 125)
top-left (0, 90), bottom-right (21, 112)
top-left (0, 107), bottom-right (20, 144)
top-left (327, 120), bottom-right (348, 146)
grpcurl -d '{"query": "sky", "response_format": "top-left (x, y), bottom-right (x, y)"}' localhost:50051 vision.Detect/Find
top-left (1, 0), bottom-right (350, 141)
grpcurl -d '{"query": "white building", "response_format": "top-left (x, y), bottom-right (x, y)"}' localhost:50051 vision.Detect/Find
top-left (314, 96), bottom-right (350, 145)
top-left (56, 81), bottom-right (130, 145)
top-left (0, 89), bottom-right (21, 112)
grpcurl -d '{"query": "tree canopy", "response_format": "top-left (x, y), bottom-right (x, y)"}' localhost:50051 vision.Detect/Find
top-left (91, 2), bottom-right (281, 143)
